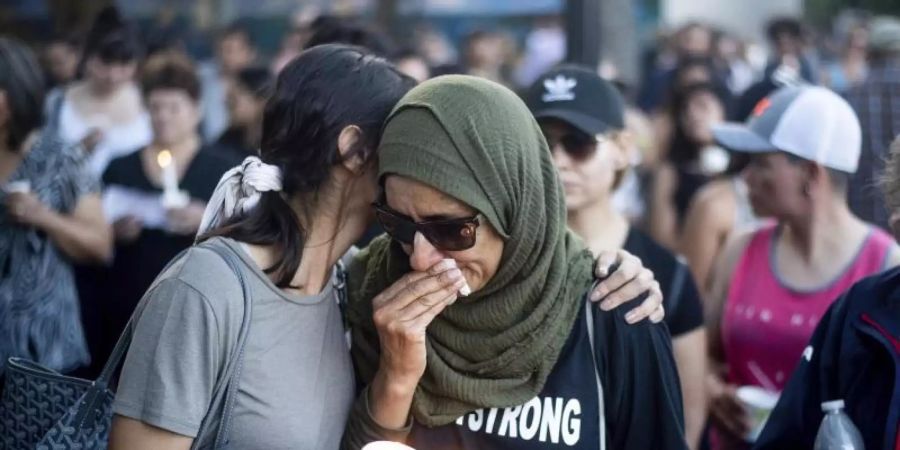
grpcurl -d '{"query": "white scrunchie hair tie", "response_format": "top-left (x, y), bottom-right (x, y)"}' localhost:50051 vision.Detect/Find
top-left (197, 156), bottom-right (283, 237)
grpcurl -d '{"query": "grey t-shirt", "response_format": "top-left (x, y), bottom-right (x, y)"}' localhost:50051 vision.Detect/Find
top-left (113, 237), bottom-right (355, 449)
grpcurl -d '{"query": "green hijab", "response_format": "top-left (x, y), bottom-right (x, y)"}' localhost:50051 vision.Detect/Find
top-left (346, 75), bottom-right (594, 427)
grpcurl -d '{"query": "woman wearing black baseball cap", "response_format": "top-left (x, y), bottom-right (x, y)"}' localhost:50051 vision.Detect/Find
top-left (527, 65), bottom-right (708, 449)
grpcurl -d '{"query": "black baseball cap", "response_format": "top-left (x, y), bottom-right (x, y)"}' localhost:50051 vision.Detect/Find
top-left (526, 64), bottom-right (626, 136)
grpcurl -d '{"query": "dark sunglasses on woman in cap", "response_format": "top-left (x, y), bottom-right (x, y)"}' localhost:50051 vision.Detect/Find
top-left (373, 202), bottom-right (481, 251)
top-left (544, 130), bottom-right (601, 162)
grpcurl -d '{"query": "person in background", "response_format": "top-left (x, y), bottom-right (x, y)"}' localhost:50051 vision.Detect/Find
top-left (649, 82), bottom-right (728, 249)
top-left (0, 37), bottom-right (111, 375)
top-left (271, 5), bottom-right (321, 74)
top-left (679, 155), bottom-right (765, 292)
top-left (763, 17), bottom-right (817, 84)
top-left (47, 6), bottom-right (152, 178)
top-left (753, 135), bottom-right (900, 450)
top-left (414, 25), bottom-right (459, 74)
top-left (638, 22), bottom-right (714, 112)
top-left (679, 83), bottom-right (779, 291)
top-left (705, 86), bottom-right (900, 449)
top-left (846, 16), bottom-right (900, 232)
top-left (41, 33), bottom-right (81, 90)
top-left (528, 65), bottom-right (708, 450)
top-left (198, 22), bottom-right (258, 143)
top-left (90, 51), bottom-right (234, 374)
top-left (395, 48), bottom-right (431, 83)
top-left (649, 57), bottom-right (729, 174)
top-left (712, 32), bottom-right (754, 97)
top-left (271, 27), bottom-right (308, 75)
top-left (304, 16), bottom-right (397, 59)
top-left (216, 66), bottom-right (273, 161)
top-left (821, 23), bottom-right (869, 93)
top-left (462, 30), bottom-right (510, 85)
top-left (512, 15), bottom-right (565, 88)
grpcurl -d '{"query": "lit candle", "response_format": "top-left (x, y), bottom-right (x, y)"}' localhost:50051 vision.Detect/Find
top-left (157, 149), bottom-right (188, 208)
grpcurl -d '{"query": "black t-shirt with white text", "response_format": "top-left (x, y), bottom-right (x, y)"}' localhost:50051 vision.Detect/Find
top-left (398, 297), bottom-right (688, 450)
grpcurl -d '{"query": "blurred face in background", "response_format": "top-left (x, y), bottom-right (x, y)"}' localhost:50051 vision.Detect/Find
top-left (44, 41), bottom-right (79, 85)
top-left (227, 82), bottom-right (264, 128)
top-left (466, 34), bottom-right (504, 70)
top-left (542, 120), bottom-right (630, 212)
top-left (218, 33), bottom-right (256, 75)
top-left (743, 152), bottom-right (811, 219)
top-left (773, 31), bottom-right (804, 58)
top-left (680, 89), bottom-right (725, 146)
top-left (85, 56), bottom-right (137, 95)
top-left (715, 35), bottom-right (742, 62)
top-left (396, 56), bottom-right (430, 83)
top-left (847, 26), bottom-right (869, 52)
top-left (677, 25), bottom-right (713, 58)
top-left (147, 88), bottom-right (200, 146)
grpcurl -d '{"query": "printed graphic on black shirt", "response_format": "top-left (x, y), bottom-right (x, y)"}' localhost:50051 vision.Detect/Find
top-left (407, 306), bottom-right (601, 449)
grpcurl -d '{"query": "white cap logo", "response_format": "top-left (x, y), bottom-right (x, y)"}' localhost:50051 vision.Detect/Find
top-left (542, 75), bottom-right (576, 102)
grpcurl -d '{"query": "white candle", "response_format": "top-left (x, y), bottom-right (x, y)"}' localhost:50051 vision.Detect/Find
top-left (157, 149), bottom-right (188, 209)
top-left (157, 150), bottom-right (178, 195)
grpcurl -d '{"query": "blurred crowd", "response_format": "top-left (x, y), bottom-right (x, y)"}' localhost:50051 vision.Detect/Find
top-left (2, 4), bottom-right (900, 450)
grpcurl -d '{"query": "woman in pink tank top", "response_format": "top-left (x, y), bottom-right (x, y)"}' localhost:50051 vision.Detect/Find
top-left (724, 224), bottom-right (893, 393)
top-left (704, 86), bottom-right (900, 450)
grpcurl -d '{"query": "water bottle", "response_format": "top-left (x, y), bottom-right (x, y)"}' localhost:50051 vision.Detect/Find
top-left (813, 400), bottom-right (865, 450)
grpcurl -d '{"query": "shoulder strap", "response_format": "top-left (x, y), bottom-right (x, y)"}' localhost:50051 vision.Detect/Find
top-left (584, 293), bottom-right (607, 450)
top-left (193, 243), bottom-right (254, 449)
top-left (46, 88), bottom-right (66, 132)
top-left (667, 261), bottom-right (687, 315)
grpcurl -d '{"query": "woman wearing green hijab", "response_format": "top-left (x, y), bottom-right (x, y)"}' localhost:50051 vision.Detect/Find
top-left (343, 76), bottom-right (687, 449)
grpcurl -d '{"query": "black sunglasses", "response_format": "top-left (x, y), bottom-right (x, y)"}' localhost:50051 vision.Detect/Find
top-left (373, 202), bottom-right (481, 251)
top-left (545, 131), bottom-right (600, 161)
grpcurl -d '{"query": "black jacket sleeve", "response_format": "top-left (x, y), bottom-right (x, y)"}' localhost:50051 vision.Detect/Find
top-left (592, 303), bottom-right (688, 450)
top-left (753, 291), bottom-right (847, 449)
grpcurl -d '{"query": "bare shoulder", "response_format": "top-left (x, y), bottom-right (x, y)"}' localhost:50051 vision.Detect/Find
top-left (694, 178), bottom-right (735, 205)
top-left (685, 179), bottom-right (736, 227)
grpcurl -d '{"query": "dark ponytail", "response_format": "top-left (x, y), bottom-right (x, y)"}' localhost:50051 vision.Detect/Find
top-left (202, 44), bottom-right (415, 287)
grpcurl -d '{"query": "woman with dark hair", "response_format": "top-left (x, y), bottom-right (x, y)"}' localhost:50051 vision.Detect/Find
top-left (0, 37), bottom-right (111, 375)
top-left (109, 45), bottom-right (665, 450)
top-left (648, 82), bottom-right (729, 248)
top-left (216, 66), bottom-right (273, 160)
top-left (47, 6), bottom-right (151, 177)
top-left (83, 51), bottom-right (235, 375)
top-left (678, 155), bottom-right (766, 291)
